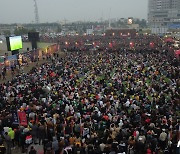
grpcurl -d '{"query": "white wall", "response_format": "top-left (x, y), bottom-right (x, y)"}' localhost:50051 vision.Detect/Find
top-left (151, 27), bottom-right (168, 34)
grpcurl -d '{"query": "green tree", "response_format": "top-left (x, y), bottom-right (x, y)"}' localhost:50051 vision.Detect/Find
top-left (14, 27), bottom-right (29, 35)
top-left (57, 25), bottom-right (62, 33)
top-left (3, 30), bottom-right (11, 36)
top-left (29, 28), bottom-right (37, 32)
top-left (141, 19), bottom-right (147, 28)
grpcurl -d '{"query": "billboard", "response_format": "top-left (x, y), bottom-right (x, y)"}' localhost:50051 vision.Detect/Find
top-left (6, 36), bottom-right (23, 51)
top-left (128, 18), bottom-right (133, 25)
top-left (168, 24), bottom-right (180, 29)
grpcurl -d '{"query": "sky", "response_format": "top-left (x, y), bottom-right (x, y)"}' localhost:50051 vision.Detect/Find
top-left (0, 0), bottom-right (148, 24)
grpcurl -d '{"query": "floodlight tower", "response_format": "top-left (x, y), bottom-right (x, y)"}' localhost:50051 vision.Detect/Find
top-left (34, 0), bottom-right (39, 24)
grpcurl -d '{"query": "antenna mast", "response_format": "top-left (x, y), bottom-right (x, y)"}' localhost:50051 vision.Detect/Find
top-left (34, 0), bottom-right (39, 24)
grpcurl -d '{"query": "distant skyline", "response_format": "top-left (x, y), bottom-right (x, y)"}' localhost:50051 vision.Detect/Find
top-left (0, 0), bottom-right (148, 24)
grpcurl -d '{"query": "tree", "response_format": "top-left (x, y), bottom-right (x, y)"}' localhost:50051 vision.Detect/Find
top-left (82, 26), bottom-right (86, 33)
top-left (57, 25), bottom-right (62, 33)
top-left (14, 27), bottom-right (29, 35)
top-left (133, 19), bottom-right (147, 28)
top-left (141, 19), bottom-right (147, 28)
top-left (3, 30), bottom-right (11, 36)
top-left (29, 28), bottom-right (37, 32)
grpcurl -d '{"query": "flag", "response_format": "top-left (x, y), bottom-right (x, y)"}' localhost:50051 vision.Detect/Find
top-left (18, 111), bottom-right (28, 126)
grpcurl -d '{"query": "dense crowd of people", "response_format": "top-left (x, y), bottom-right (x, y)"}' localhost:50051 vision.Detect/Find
top-left (40, 34), bottom-right (175, 53)
top-left (0, 35), bottom-right (179, 154)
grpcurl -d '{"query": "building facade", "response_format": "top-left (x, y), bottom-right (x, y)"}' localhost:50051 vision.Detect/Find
top-left (148, 0), bottom-right (180, 34)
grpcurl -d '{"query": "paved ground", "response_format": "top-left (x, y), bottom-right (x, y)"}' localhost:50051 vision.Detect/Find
top-left (11, 143), bottom-right (44, 154)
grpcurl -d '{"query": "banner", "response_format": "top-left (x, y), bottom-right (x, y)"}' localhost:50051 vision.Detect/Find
top-left (18, 111), bottom-right (27, 126)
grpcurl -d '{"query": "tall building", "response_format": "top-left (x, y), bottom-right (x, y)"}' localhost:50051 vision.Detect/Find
top-left (148, 0), bottom-right (180, 34)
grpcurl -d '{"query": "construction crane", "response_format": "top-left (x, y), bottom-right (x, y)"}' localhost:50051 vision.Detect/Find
top-left (34, 0), bottom-right (39, 24)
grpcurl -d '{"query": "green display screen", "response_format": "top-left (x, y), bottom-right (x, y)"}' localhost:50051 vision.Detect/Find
top-left (9, 36), bottom-right (23, 51)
